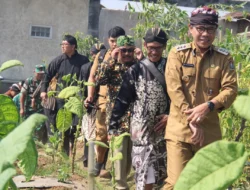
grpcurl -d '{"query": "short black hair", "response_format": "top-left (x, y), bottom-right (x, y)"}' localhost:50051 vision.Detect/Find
top-left (63, 34), bottom-right (78, 49)
top-left (108, 26), bottom-right (125, 38)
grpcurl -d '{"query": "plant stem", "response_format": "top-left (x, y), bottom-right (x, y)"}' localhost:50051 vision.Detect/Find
top-left (61, 132), bottom-right (65, 153)
top-left (71, 122), bottom-right (82, 174)
top-left (235, 118), bottom-right (247, 142)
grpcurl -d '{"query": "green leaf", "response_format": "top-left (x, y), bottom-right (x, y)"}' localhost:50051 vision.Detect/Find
top-left (47, 91), bottom-right (57, 97)
top-left (175, 140), bottom-right (248, 190)
top-left (8, 178), bottom-right (17, 190)
top-left (114, 132), bottom-right (131, 149)
top-left (0, 95), bottom-right (19, 138)
top-left (109, 152), bottom-right (123, 162)
top-left (45, 147), bottom-right (54, 154)
top-left (86, 141), bottom-right (109, 148)
top-left (64, 97), bottom-right (83, 118)
top-left (84, 82), bottom-right (95, 86)
top-left (18, 139), bottom-right (38, 181)
top-left (0, 167), bottom-right (16, 190)
top-left (58, 86), bottom-right (80, 99)
top-left (0, 114), bottom-right (46, 172)
top-left (56, 108), bottom-right (72, 132)
top-left (0, 60), bottom-right (24, 72)
top-left (233, 95), bottom-right (250, 121)
top-left (61, 74), bottom-right (72, 84)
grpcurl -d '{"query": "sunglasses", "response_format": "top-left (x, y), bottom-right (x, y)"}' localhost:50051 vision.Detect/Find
top-left (120, 48), bottom-right (134, 53)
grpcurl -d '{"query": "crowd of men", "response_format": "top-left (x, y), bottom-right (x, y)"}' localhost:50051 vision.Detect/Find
top-left (4, 6), bottom-right (238, 190)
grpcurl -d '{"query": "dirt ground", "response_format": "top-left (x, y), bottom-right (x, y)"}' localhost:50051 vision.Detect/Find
top-left (15, 139), bottom-right (135, 190)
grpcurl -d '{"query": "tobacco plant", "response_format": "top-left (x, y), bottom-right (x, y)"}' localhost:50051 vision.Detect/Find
top-left (0, 60), bottom-right (45, 188)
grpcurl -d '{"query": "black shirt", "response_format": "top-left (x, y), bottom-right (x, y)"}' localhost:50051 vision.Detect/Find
top-left (41, 51), bottom-right (89, 92)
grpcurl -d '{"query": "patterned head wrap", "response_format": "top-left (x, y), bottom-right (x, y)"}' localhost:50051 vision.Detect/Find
top-left (143, 28), bottom-right (168, 45)
top-left (190, 6), bottom-right (219, 26)
top-left (117, 35), bottom-right (135, 47)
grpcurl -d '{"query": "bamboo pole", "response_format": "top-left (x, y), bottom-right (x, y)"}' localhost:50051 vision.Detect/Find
top-left (88, 141), bottom-right (95, 190)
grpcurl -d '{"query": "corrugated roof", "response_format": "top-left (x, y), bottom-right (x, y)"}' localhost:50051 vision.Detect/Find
top-left (100, 0), bottom-right (229, 17)
top-left (223, 11), bottom-right (250, 19)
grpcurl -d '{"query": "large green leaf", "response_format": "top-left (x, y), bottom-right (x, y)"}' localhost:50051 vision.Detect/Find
top-left (64, 97), bottom-right (83, 118)
top-left (0, 167), bottom-right (16, 190)
top-left (57, 86), bottom-right (80, 99)
top-left (0, 60), bottom-right (24, 72)
top-left (17, 139), bottom-right (38, 181)
top-left (0, 114), bottom-right (46, 172)
top-left (0, 95), bottom-right (19, 139)
top-left (174, 140), bottom-right (248, 190)
top-left (56, 108), bottom-right (72, 132)
top-left (233, 95), bottom-right (250, 121)
top-left (8, 178), bottom-right (17, 190)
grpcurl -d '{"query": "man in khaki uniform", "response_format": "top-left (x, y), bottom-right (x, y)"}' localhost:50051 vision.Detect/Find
top-left (84, 26), bottom-right (125, 177)
top-left (164, 6), bottom-right (238, 190)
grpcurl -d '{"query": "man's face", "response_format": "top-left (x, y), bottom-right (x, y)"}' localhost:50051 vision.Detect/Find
top-left (108, 37), bottom-right (118, 50)
top-left (189, 25), bottom-right (217, 52)
top-left (118, 45), bottom-right (135, 64)
top-left (34, 72), bottom-right (44, 81)
top-left (61, 40), bottom-right (75, 55)
top-left (144, 41), bottom-right (165, 63)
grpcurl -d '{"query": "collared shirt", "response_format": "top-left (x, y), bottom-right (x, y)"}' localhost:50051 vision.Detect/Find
top-left (97, 58), bottom-right (136, 131)
top-left (165, 42), bottom-right (238, 144)
top-left (109, 58), bottom-right (169, 145)
top-left (41, 51), bottom-right (89, 92)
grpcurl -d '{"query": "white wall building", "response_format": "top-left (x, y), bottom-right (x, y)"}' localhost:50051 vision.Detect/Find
top-left (0, 0), bottom-right (89, 81)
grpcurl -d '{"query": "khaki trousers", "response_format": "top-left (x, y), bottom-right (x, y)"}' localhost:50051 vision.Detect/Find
top-left (95, 95), bottom-right (108, 163)
top-left (114, 136), bottom-right (132, 190)
top-left (163, 139), bottom-right (202, 190)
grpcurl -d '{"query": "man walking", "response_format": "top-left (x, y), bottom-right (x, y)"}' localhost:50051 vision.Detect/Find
top-left (20, 64), bottom-right (47, 143)
top-left (40, 34), bottom-right (89, 155)
top-left (99, 35), bottom-right (143, 189)
top-left (164, 6), bottom-right (238, 189)
top-left (109, 28), bottom-right (170, 190)
top-left (84, 26), bottom-right (126, 177)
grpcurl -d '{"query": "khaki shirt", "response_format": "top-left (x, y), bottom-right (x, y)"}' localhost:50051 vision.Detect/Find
top-left (165, 42), bottom-right (238, 144)
top-left (90, 49), bottom-right (112, 111)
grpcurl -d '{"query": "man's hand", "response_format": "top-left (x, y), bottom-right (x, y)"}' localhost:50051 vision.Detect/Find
top-left (184, 103), bottom-right (210, 125)
top-left (20, 108), bottom-right (25, 117)
top-left (40, 92), bottom-right (48, 102)
top-left (154, 114), bottom-right (168, 133)
top-left (84, 96), bottom-right (93, 107)
top-left (134, 48), bottom-right (144, 61)
top-left (111, 48), bottom-right (120, 60)
top-left (189, 123), bottom-right (204, 146)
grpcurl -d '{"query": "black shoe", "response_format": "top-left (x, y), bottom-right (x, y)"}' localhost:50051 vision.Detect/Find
top-left (83, 159), bottom-right (88, 167)
top-left (92, 162), bottom-right (103, 177)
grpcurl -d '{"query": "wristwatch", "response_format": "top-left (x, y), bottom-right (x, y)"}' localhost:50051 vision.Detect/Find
top-left (207, 101), bottom-right (215, 112)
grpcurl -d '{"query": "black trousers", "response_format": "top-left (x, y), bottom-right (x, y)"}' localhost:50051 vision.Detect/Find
top-left (44, 99), bottom-right (78, 155)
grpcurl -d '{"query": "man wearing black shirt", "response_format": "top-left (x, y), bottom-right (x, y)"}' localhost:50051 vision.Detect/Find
top-left (40, 35), bottom-right (89, 155)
